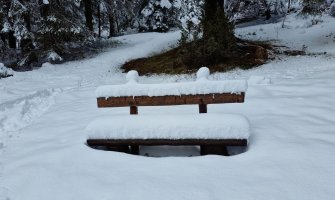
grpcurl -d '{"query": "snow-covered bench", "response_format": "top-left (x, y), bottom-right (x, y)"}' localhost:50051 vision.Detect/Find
top-left (86, 67), bottom-right (250, 156)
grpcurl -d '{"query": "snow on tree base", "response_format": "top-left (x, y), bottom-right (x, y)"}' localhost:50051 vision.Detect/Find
top-left (87, 113), bottom-right (250, 140)
top-left (0, 63), bottom-right (14, 79)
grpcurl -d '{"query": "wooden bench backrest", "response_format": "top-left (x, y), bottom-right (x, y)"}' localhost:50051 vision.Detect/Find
top-left (96, 68), bottom-right (246, 114)
top-left (97, 93), bottom-right (245, 114)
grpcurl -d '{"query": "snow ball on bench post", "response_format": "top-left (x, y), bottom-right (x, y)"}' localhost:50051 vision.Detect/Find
top-left (126, 70), bottom-right (139, 84)
top-left (126, 70), bottom-right (139, 114)
top-left (197, 67), bottom-right (210, 81)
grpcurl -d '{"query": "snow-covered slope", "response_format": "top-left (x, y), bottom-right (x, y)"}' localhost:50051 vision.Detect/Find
top-left (1, 15), bottom-right (335, 200)
top-left (237, 14), bottom-right (335, 55)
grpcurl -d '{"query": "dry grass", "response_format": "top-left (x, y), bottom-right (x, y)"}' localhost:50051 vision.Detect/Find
top-left (122, 39), bottom-right (273, 75)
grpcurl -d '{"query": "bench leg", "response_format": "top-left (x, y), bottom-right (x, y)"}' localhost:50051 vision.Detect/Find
top-left (200, 145), bottom-right (229, 156)
top-left (199, 104), bottom-right (207, 113)
top-left (130, 145), bottom-right (140, 155)
top-left (130, 106), bottom-right (138, 115)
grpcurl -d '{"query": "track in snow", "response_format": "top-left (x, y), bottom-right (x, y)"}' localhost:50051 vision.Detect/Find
top-left (0, 88), bottom-right (60, 134)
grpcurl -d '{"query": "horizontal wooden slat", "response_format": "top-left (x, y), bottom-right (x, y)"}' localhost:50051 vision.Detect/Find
top-left (87, 139), bottom-right (248, 146)
top-left (97, 92), bottom-right (245, 107)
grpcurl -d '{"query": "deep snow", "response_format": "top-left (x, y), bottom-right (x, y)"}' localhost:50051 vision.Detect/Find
top-left (1, 14), bottom-right (335, 200)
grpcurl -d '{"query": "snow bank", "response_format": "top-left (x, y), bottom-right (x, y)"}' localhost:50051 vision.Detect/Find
top-left (96, 69), bottom-right (247, 97)
top-left (0, 63), bottom-right (14, 78)
top-left (236, 14), bottom-right (335, 54)
top-left (0, 88), bottom-right (60, 133)
top-left (41, 62), bottom-right (53, 68)
top-left (87, 114), bottom-right (250, 140)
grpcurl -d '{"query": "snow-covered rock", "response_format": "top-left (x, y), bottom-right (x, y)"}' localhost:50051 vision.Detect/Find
top-left (47, 51), bottom-right (63, 62)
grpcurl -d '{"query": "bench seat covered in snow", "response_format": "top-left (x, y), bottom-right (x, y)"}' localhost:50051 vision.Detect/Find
top-left (87, 114), bottom-right (250, 140)
top-left (86, 67), bottom-right (249, 156)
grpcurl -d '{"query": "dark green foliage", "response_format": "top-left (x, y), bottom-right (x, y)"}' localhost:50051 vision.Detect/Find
top-left (138, 0), bottom-right (179, 32)
top-left (0, 0), bottom-right (143, 69)
top-left (301, 0), bottom-right (325, 15)
top-left (36, 1), bottom-right (88, 51)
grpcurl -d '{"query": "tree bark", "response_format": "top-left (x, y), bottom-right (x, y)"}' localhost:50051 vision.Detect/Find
top-left (203, 0), bottom-right (226, 39)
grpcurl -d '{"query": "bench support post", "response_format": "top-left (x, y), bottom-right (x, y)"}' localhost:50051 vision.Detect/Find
top-left (130, 145), bottom-right (140, 155)
top-left (199, 104), bottom-right (207, 113)
top-left (130, 106), bottom-right (138, 115)
top-left (200, 145), bottom-right (229, 156)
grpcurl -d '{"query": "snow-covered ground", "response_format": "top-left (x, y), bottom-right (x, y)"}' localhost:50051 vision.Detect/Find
top-left (1, 14), bottom-right (335, 200)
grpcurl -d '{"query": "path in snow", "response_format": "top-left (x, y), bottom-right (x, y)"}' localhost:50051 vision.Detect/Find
top-left (0, 88), bottom-right (60, 199)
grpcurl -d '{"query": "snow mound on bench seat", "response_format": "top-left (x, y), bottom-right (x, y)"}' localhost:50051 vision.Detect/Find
top-left (96, 80), bottom-right (247, 98)
top-left (86, 114), bottom-right (250, 140)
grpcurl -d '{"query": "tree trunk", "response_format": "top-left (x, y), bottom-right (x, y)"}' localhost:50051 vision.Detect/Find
top-left (218, 0), bottom-right (224, 10)
top-left (40, 2), bottom-right (50, 18)
top-left (0, 8), bottom-right (4, 46)
top-left (83, 0), bottom-right (93, 32)
top-left (21, 10), bottom-right (33, 52)
top-left (282, 0), bottom-right (291, 28)
top-left (109, 13), bottom-right (115, 37)
top-left (98, 2), bottom-right (101, 37)
top-left (203, 0), bottom-right (227, 39)
top-left (23, 11), bottom-right (31, 31)
top-left (288, 0), bottom-right (291, 10)
top-left (203, 0), bottom-right (217, 39)
top-left (8, 31), bottom-right (16, 49)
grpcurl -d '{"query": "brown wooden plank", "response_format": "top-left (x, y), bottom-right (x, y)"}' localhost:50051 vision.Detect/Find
top-left (87, 139), bottom-right (248, 146)
top-left (97, 93), bottom-right (245, 108)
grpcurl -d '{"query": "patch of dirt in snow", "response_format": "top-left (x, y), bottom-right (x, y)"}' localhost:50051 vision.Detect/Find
top-left (0, 88), bottom-right (61, 133)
